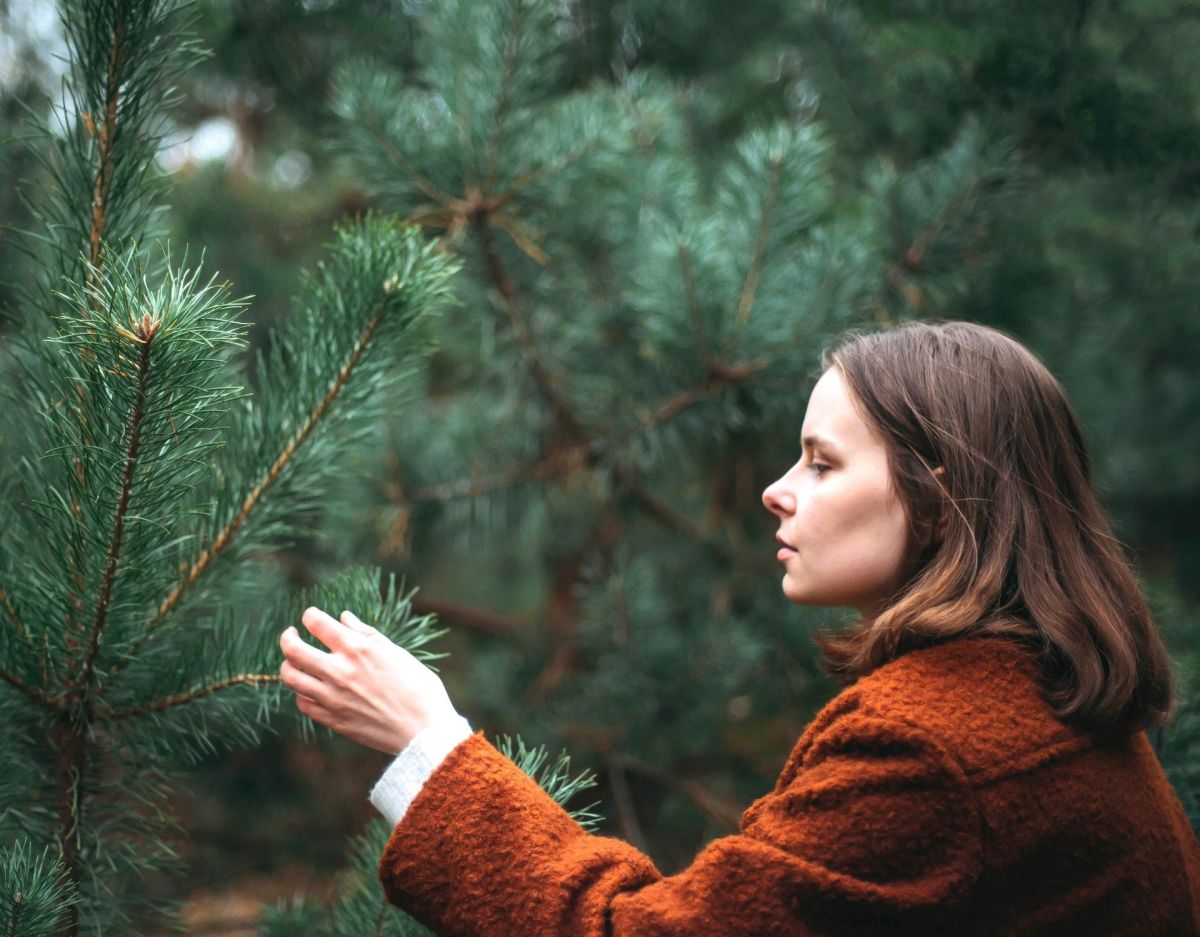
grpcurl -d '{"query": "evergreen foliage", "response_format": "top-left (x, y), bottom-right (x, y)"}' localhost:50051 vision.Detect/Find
top-left (0, 0), bottom-right (469, 931)
top-left (2, 0), bottom-right (1196, 925)
top-left (316, 0), bottom-right (1050, 875)
top-left (0, 840), bottom-right (79, 937)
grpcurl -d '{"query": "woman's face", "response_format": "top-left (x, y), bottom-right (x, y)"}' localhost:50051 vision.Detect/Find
top-left (762, 367), bottom-right (912, 618)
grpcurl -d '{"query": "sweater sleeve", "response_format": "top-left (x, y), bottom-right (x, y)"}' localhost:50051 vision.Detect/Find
top-left (376, 708), bottom-right (985, 936)
top-left (368, 714), bottom-right (474, 827)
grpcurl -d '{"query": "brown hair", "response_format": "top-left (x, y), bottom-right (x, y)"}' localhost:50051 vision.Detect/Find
top-left (811, 319), bottom-right (1177, 738)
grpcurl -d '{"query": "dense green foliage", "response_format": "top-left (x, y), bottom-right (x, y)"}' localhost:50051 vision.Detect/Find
top-left (2, 0), bottom-right (1197, 928)
top-left (0, 0), bottom-right (467, 931)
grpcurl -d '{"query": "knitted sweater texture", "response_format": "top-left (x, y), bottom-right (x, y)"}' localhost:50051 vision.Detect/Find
top-left (377, 635), bottom-right (1200, 935)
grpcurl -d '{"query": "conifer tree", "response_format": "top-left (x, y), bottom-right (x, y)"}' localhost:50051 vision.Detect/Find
top-left (313, 0), bottom-right (1197, 887)
top-left (0, 0), bottom-right (462, 931)
top-left (314, 0), bottom-right (1022, 876)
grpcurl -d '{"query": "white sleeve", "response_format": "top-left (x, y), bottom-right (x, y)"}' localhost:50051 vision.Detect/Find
top-left (368, 714), bottom-right (474, 828)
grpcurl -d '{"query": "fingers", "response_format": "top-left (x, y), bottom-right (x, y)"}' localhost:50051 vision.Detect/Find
top-left (300, 606), bottom-right (350, 651)
top-left (339, 609), bottom-right (377, 638)
top-left (279, 658), bottom-right (327, 703)
top-left (280, 625), bottom-right (334, 678)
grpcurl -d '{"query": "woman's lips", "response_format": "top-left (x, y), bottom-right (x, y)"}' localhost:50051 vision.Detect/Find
top-left (776, 546), bottom-right (797, 561)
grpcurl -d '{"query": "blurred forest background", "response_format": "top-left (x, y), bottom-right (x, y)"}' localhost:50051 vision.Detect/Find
top-left (2, 0), bottom-right (1198, 931)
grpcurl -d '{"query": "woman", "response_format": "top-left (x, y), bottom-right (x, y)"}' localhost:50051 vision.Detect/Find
top-left (278, 319), bottom-right (1200, 935)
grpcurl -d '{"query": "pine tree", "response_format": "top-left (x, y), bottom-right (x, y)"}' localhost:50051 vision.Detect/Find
top-left (0, 0), bottom-right (459, 931)
top-left (312, 0), bottom-right (1197, 887)
top-left (312, 0), bottom-right (1019, 878)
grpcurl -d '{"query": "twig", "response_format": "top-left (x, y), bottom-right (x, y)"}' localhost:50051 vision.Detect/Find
top-left (0, 665), bottom-right (57, 708)
top-left (0, 586), bottom-right (29, 643)
top-left (606, 756), bottom-right (646, 851)
top-left (676, 242), bottom-right (711, 366)
top-left (362, 111), bottom-right (458, 206)
top-left (407, 358), bottom-right (771, 507)
top-left (409, 596), bottom-right (524, 639)
top-left (105, 673), bottom-right (279, 719)
top-left (732, 154), bottom-right (784, 333)
top-left (111, 296), bottom-right (391, 679)
top-left (611, 752), bottom-right (743, 832)
top-left (474, 213), bottom-right (587, 440)
top-left (83, 14), bottom-right (127, 302)
top-left (70, 314), bottom-right (157, 697)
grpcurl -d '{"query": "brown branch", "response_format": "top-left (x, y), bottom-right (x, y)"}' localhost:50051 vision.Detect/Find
top-left (409, 440), bottom-right (583, 502)
top-left (408, 358), bottom-right (771, 505)
top-left (474, 212), bottom-right (588, 441)
top-left (621, 358), bottom-right (771, 444)
top-left (492, 135), bottom-right (607, 210)
top-left (0, 586), bottom-right (28, 642)
top-left (626, 483), bottom-right (734, 563)
top-left (611, 752), bottom-right (743, 833)
top-left (105, 673), bottom-right (279, 719)
top-left (606, 756), bottom-right (647, 851)
top-left (899, 171), bottom-right (985, 273)
top-left (70, 313), bottom-right (157, 698)
top-left (730, 153), bottom-right (784, 338)
top-left (62, 9), bottom-right (130, 697)
top-left (0, 665), bottom-right (57, 708)
top-left (480, 0), bottom-right (527, 191)
top-left (676, 242), bottom-right (711, 366)
top-left (409, 595), bottom-right (523, 639)
top-left (83, 14), bottom-right (127, 303)
top-left (112, 293), bottom-right (392, 677)
top-left (53, 710), bottom-right (87, 937)
top-left (55, 19), bottom-right (131, 934)
top-left (363, 111), bottom-right (458, 206)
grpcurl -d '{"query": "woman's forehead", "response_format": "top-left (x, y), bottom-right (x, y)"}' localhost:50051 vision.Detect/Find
top-left (802, 370), bottom-right (878, 453)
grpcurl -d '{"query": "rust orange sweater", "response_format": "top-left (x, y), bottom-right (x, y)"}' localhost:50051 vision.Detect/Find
top-left (377, 635), bottom-right (1200, 935)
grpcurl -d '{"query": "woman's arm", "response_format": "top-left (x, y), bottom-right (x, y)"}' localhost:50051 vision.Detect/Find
top-left (378, 709), bottom-right (984, 937)
top-left (278, 607), bottom-right (984, 936)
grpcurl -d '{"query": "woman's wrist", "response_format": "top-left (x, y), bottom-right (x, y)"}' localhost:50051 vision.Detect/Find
top-left (370, 713), bottom-right (474, 826)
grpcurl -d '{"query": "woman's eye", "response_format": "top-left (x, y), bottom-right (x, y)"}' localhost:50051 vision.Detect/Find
top-left (808, 462), bottom-right (831, 477)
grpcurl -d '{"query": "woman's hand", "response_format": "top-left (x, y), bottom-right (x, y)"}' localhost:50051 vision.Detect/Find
top-left (278, 606), bottom-right (460, 755)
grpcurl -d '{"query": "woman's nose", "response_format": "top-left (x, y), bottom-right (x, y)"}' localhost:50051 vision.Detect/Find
top-left (762, 478), bottom-right (794, 517)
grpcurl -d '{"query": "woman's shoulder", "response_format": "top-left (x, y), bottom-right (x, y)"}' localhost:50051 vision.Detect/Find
top-left (820, 635), bottom-right (1093, 781)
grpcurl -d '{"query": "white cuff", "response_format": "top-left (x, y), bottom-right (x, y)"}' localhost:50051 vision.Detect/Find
top-left (368, 714), bottom-right (474, 828)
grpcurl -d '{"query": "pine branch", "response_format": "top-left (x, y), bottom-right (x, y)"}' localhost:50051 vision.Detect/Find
top-left (409, 595), bottom-right (522, 638)
top-left (474, 212), bottom-right (587, 440)
top-left (84, 9), bottom-right (129, 296)
top-left (0, 586), bottom-right (30, 644)
top-left (407, 358), bottom-right (770, 507)
top-left (609, 752), bottom-right (743, 832)
top-left (899, 171), bottom-right (984, 273)
top-left (105, 673), bottom-right (279, 719)
top-left (359, 105), bottom-right (457, 206)
top-left (480, 0), bottom-right (528, 190)
top-left (0, 840), bottom-right (79, 937)
top-left (135, 293), bottom-right (392, 656)
top-left (0, 666), bottom-right (57, 709)
top-left (626, 483), bottom-right (730, 559)
top-left (70, 314), bottom-right (158, 700)
top-left (731, 150), bottom-right (784, 335)
top-left (622, 358), bottom-right (771, 440)
top-left (491, 133), bottom-right (607, 209)
top-left (676, 242), bottom-right (712, 367)
top-left (408, 438), bottom-right (581, 501)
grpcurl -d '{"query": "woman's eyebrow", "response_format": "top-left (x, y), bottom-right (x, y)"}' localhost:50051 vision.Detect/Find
top-left (801, 433), bottom-right (840, 454)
